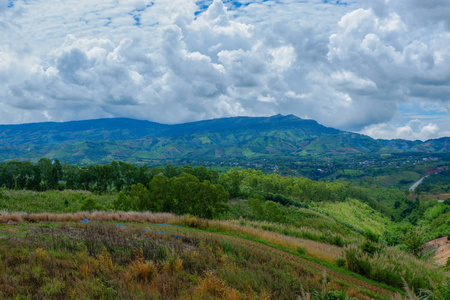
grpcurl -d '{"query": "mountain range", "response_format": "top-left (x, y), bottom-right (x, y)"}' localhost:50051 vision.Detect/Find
top-left (0, 114), bottom-right (448, 164)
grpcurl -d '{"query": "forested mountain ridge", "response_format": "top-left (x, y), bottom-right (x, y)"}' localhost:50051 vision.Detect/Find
top-left (0, 114), bottom-right (448, 164)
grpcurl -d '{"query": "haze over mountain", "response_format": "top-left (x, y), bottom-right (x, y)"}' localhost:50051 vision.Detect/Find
top-left (1, 115), bottom-right (448, 165)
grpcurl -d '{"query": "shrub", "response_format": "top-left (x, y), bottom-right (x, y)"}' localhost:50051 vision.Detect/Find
top-left (345, 246), bottom-right (372, 276)
top-left (336, 258), bottom-right (346, 267)
top-left (360, 240), bottom-right (381, 256)
top-left (403, 229), bottom-right (424, 256)
top-left (113, 191), bottom-right (131, 211)
top-left (80, 197), bottom-right (101, 212)
top-left (363, 229), bottom-right (380, 243)
top-left (345, 244), bottom-right (446, 291)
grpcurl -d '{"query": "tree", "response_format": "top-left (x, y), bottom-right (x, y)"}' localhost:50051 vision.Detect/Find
top-left (149, 174), bottom-right (171, 212)
top-left (170, 173), bottom-right (200, 215)
top-left (113, 191), bottom-right (131, 211)
top-left (38, 158), bottom-right (54, 190)
top-left (403, 229), bottom-right (424, 256)
top-left (63, 162), bottom-right (79, 190)
top-left (195, 180), bottom-right (229, 218)
top-left (219, 169), bottom-right (242, 198)
top-left (52, 159), bottom-right (63, 189)
top-left (265, 201), bottom-right (284, 223)
top-left (248, 194), bottom-right (265, 220)
top-left (129, 183), bottom-right (149, 211)
top-left (80, 197), bottom-right (101, 211)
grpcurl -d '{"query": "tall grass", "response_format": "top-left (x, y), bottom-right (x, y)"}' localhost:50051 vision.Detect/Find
top-left (0, 210), bottom-right (178, 224)
top-left (0, 211), bottom-right (344, 262)
top-left (309, 198), bottom-right (391, 234)
top-left (0, 222), bottom-right (367, 299)
top-left (345, 244), bottom-right (448, 291)
top-left (174, 216), bottom-right (346, 263)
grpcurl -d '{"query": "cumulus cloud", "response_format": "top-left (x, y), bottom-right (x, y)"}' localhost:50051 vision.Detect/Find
top-left (0, 0), bottom-right (448, 140)
top-left (361, 119), bottom-right (447, 141)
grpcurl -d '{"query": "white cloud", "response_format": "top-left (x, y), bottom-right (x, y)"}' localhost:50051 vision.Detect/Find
top-left (331, 70), bottom-right (377, 91)
top-left (0, 0), bottom-right (448, 140)
top-left (361, 119), bottom-right (446, 141)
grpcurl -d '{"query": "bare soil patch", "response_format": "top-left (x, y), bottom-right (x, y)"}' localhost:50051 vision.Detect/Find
top-left (424, 236), bottom-right (450, 266)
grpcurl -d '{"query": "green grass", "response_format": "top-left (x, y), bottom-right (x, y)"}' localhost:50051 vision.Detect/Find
top-left (309, 199), bottom-right (391, 235)
top-left (376, 171), bottom-right (421, 188)
top-left (0, 190), bottom-right (115, 213)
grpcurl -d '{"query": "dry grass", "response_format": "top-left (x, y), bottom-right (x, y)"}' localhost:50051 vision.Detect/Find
top-left (0, 211), bottom-right (344, 262)
top-left (173, 217), bottom-right (345, 263)
top-left (0, 210), bottom-right (179, 224)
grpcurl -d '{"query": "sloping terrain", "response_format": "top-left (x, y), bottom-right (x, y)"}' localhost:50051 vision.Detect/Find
top-left (424, 236), bottom-right (450, 266)
top-left (0, 214), bottom-right (399, 299)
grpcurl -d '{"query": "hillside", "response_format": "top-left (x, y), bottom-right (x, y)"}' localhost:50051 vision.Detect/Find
top-left (0, 165), bottom-right (449, 298)
top-left (0, 211), bottom-right (409, 299)
top-left (0, 114), bottom-right (449, 164)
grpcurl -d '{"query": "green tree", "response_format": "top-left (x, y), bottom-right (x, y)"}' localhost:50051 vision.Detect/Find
top-left (265, 201), bottom-right (284, 223)
top-left (170, 173), bottom-right (200, 215)
top-left (38, 158), bottom-right (54, 190)
top-left (129, 183), bottom-right (149, 211)
top-left (113, 191), bottom-right (131, 211)
top-left (195, 180), bottom-right (229, 218)
top-left (219, 169), bottom-right (242, 198)
top-left (403, 229), bottom-right (424, 256)
top-left (80, 197), bottom-right (101, 211)
top-left (248, 194), bottom-right (265, 220)
top-left (149, 174), bottom-right (171, 212)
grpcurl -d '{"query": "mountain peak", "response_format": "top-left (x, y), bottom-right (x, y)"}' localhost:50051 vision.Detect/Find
top-left (0, 115), bottom-right (448, 164)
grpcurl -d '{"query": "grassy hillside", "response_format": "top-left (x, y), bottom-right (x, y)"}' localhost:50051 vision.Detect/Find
top-left (0, 115), bottom-right (449, 164)
top-left (1, 188), bottom-right (449, 298)
top-left (308, 199), bottom-right (391, 235)
top-left (0, 213), bottom-right (420, 299)
top-left (0, 164), bottom-right (449, 298)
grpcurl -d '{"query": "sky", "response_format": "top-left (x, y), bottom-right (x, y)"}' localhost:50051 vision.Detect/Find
top-left (0, 0), bottom-right (449, 141)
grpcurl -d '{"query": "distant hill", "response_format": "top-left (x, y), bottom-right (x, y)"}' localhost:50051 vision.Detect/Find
top-left (0, 114), bottom-right (448, 164)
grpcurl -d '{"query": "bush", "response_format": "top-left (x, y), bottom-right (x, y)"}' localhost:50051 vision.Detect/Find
top-left (360, 240), bottom-right (381, 256)
top-left (403, 229), bottom-right (424, 256)
top-left (344, 244), bottom-right (445, 291)
top-left (80, 197), bottom-right (101, 212)
top-left (113, 191), bottom-right (131, 211)
top-left (345, 246), bottom-right (372, 276)
top-left (335, 258), bottom-right (346, 267)
top-left (364, 229), bottom-right (380, 243)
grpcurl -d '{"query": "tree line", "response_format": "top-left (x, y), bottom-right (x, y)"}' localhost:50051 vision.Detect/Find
top-left (0, 159), bottom-right (219, 192)
top-left (1, 159), bottom-right (379, 219)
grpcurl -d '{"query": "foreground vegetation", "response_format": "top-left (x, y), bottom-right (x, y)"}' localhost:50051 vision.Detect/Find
top-left (0, 160), bottom-right (449, 299)
top-left (0, 213), bottom-right (433, 299)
